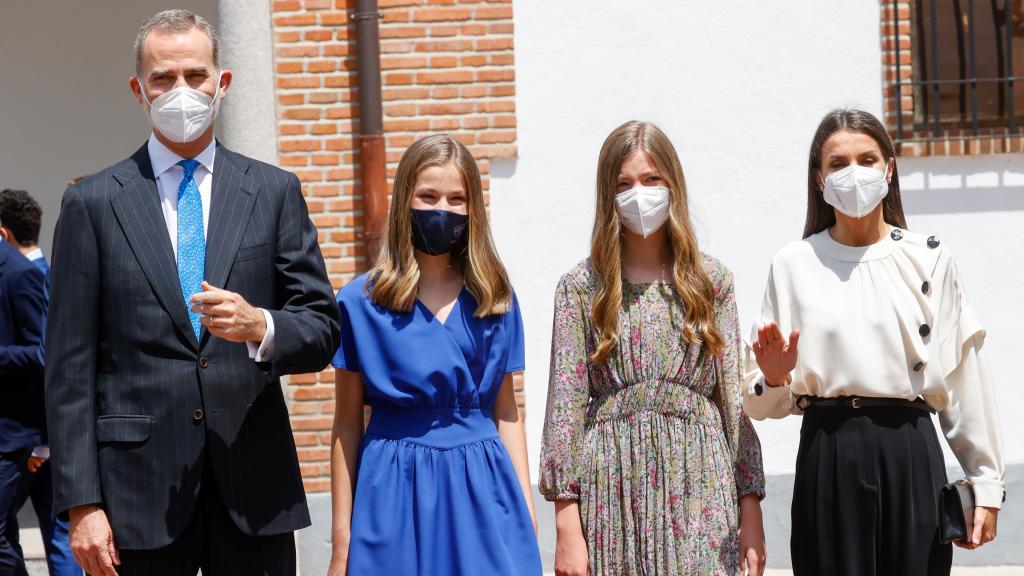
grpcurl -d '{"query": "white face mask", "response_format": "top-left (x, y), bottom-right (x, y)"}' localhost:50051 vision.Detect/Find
top-left (138, 73), bottom-right (222, 143)
top-left (615, 185), bottom-right (670, 237)
top-left (821, 162), bottom-right (890, 219)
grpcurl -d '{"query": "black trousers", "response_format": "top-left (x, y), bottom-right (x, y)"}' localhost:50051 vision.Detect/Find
top-left (117, 453), bottom-right (295, 576)
top-left (791, 403), bottom-right (953, 576)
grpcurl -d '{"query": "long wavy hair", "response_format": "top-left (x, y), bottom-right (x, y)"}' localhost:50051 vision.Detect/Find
top-left (803, 108), bottom-right (907, 238)
top-left (589, 121), bottom-right (724, 364)
top-left (368, 134), bottom-right (513, 317)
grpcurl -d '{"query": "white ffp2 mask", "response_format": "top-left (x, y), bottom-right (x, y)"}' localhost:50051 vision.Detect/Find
top-left (139, 73), bottom-right (222, 143)
top-left (615, 185), bottom-right (670, 237)
top-left (822, 162), bottom-right (890, 219)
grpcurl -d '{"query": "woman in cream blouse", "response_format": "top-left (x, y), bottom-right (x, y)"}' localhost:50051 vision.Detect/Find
top-left (744, 108), bottom-right (1004, 576)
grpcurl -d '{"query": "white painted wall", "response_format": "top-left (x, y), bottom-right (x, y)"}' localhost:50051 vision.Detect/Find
top-left (491, 0), bottom-right (1024, 482)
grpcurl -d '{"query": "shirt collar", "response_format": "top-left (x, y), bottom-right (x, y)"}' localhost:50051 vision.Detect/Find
top-left (25, 247), bottom-right (44, 262)
top-left (147, 134), bottom-right (217, 179)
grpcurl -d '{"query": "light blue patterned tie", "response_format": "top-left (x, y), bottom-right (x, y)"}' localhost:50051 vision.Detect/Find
top-left (177, 159), bottom-right (205, 340)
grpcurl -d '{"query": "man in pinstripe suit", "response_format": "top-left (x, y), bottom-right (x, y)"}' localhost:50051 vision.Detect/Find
top-left (44, 10), bottom-right (340, 576)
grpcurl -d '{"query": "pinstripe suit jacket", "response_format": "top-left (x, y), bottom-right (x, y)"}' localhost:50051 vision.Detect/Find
top-left (44, 142), bottom-right (340, 550)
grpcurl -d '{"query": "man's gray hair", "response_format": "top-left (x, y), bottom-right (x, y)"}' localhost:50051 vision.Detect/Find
top-left (134, 9), bottom-right (221, 76)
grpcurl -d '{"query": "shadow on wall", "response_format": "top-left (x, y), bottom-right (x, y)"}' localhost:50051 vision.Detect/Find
top-left (489, 157), bottom-right (518, 179)
top-left (899, 154), bottom-right (1024, 215)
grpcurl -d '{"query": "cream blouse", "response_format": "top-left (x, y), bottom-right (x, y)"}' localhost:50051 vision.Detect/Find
top-left (743, 227), bottom-right (1005, 508)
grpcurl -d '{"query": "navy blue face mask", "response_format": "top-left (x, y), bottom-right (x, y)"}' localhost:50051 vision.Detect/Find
top-left (410, 209), bottom-right (469, 255)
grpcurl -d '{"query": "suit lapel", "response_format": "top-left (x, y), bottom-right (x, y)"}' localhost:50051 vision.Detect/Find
top-left (111, 145), bottom-right (200, 349)
top-left (201, 145), bottom-right (258, 348)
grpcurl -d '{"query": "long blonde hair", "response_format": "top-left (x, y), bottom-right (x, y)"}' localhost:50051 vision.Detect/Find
top-left (369, 134), bottom-right (513, 317)
top-left (590, 121), bottom-right (724, 364)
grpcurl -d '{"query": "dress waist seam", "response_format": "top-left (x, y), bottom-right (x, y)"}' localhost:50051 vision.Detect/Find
top-left (585, 379), bottom-right (719, 425)
top-left (365, 404), bottom-right (499, 450)
top-left (363, 433), bottom-right (500, 451)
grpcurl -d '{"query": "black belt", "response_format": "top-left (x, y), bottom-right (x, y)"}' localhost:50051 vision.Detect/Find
top-left (796, 395), bottom-right (935, 414)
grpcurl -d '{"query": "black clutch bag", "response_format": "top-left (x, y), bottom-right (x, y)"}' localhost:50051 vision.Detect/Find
top-left (939, 479), bottom-right (975, 544)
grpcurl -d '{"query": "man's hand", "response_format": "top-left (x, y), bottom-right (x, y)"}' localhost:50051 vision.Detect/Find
top-left (190, 281), bottom-right (267, 343)
top-left (26, 456), bottom-right (46, 474)
top-left (69, 505), bottom-right (119, 576)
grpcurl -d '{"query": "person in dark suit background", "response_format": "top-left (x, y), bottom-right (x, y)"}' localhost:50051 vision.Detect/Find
top-left (0, 198), bottom-right (46, 575)
top-left (0, 228), bottom-right (45, 576)
top-left (0, 190), bottom-right (49, 278)
top-left (0, 189), bottom-right (80, 576)
top-left (45, 9), bottom-right (339, 576)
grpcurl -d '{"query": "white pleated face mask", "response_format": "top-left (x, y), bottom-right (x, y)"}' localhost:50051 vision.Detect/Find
top-left (139, 72), bottom-right (222, 143)
top-left (821, 162), bottom-right (890, 219)
top-left (615, 185), bottom-right (670, 237)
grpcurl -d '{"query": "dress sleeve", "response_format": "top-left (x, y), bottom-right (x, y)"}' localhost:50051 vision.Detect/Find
top-left (538, 275), bottom-right (591, 501)
top-left (711, 270), bottom-right (766, 500)
top-left (742, 264), bottom-right (798, 420)
top-left (331, 290), bottom-right (361, 373)
top-left (933, 256), bottom-right (1005, 508)
top-left (505, 293), bottom-right (526, 373)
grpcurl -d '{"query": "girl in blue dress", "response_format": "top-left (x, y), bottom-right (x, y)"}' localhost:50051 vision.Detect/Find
top-left (327, 134), bottom-right (542, 576)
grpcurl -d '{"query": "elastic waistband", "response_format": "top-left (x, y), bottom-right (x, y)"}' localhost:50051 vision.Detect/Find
top-left (586, 379), bottom-right (718, 426)
top-left (797, 395), bottom-right (935, 414)
top-left (365, 405), bottom-right (498, 449)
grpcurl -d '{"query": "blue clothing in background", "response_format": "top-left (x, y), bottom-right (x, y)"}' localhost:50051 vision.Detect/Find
top-left (0, 245), bottom-right (79, 575)
top-left (0, 241), bottom-right (47, 452)
top-left (12, 461), bottom-right (78, 576)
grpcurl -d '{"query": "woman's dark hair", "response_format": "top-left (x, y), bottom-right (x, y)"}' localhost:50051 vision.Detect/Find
top-left (803, 108), bottom-right (907, 238)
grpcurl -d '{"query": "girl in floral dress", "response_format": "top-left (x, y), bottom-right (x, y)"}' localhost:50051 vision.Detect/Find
top-left (539, 120), bottom-right (766, 576)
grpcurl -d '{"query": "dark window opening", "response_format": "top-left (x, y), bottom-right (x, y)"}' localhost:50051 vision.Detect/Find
top-left (892, 0), bottom-right (1024, 141)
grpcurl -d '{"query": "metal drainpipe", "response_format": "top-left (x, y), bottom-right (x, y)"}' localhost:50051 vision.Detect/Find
top-left (352, 0), bottom-right (387, 269)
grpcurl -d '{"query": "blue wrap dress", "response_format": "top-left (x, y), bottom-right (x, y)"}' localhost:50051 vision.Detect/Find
top-left (334, 273), bottom-right (542, 575)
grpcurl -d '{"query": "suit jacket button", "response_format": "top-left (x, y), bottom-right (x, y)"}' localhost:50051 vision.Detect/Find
top-left (199, 357), bottom-right (209, 368)
top-left (919, 324), bottom-right (931, 338)
top-left (927, 236), bottom-right (941, 248)
top-left (913, 361), bottom-right (926, 372)
top-left (890, 229), bottom-right (904, 241)
top-left (922, 281), bottom-right (930, 294)
top-left (193, 409), bottom-right (205, 422)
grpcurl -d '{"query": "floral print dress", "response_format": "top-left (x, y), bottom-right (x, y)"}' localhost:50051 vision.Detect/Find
top-left (539, 256), bottom-right (765, 575)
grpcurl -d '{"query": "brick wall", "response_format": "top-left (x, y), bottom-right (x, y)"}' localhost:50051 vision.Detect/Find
top-left (271, 0), bottom-right (519, 492)
top-left (880, 1), bottom-right (1024, 156)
